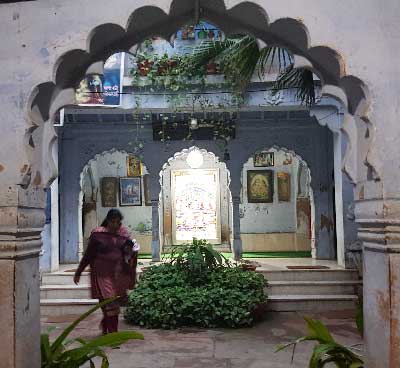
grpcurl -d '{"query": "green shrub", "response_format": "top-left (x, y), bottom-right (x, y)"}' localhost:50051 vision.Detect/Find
top-left (169, 238), bottom-right (232, 286)
top-left (124, 265), bottom-right (267, 329)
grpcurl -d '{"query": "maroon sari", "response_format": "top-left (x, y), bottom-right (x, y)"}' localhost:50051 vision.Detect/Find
top-left (75, 230), bottom-right (137, 317)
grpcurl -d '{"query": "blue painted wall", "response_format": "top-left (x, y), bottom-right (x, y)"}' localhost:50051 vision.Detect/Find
top-left (57, 110), bottom-right (351, 263)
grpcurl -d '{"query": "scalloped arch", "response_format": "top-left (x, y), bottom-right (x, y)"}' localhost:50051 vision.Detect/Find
top-left (246, 145), bottom-right (313, 185)
top-left (26, 0), bottom-right (375, 188)
top-left (79, 148), bottom-right (150, 182)
top-left (159, 145), bottom-right (231, 189)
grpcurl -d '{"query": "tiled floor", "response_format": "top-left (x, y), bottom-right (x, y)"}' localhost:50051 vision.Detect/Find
top-left (41, 311), bottom-right (363, 367)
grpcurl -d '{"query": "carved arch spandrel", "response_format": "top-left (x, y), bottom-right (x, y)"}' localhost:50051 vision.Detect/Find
top-left (26, 0), bottom-right (375, 189)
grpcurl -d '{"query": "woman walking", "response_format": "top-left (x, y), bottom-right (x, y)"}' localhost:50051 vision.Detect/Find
top-left (74, 209), bottom-right (139, 334)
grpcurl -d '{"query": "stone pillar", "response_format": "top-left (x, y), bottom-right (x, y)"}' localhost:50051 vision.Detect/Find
top-left (0, 186), bottom-right (45, 368)
top-left (358, 197), bottom-right (400, 368)
top-left (231, 196), bottom-right (242, 260)
top-left (151, 199), bottom-right (161, 261)
top-left (333, 131), bottom-right (345, 267)
top-left (50, 179), bottom-right (59, 272)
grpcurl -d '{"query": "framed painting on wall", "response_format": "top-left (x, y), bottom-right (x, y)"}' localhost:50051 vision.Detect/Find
top-left (253, 151), bottom-right (274, 167)
top-left (119, 177), bottom-right (142, 206)
top-left (277, 172), bottom-right (291, 202)
top-left (100, 177), bottom-right (118, 207)
top-left (126, 155), bottom-right (142, 177)
top-left (247, 170), bottom-right (274, 203)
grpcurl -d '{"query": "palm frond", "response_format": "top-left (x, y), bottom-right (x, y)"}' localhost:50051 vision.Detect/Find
top-left (273, 65), bottom-right (316, 106)
top-left (257, 46), bottom-right (293, 78)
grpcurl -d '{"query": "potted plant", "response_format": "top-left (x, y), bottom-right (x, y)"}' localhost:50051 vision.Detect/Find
top-left (240, 259), bottom-right (260, 271)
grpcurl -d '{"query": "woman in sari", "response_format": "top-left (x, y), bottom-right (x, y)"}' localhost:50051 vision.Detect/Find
top-left (74, 209), bottom-right (139, 335)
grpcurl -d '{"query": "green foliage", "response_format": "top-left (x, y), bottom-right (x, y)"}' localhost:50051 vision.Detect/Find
top-left (276, 316), bottom-right (364, 367)
top-left (130, 50), bottom-right (207, 92)
top-left (168, 238), bottom-right (232, 286)
top-left (125, 241), bottom-right (267, 329)
top-left (41, 298), bottom-right (144, 368)
top-left (125, 266), bottom-right (267, 329)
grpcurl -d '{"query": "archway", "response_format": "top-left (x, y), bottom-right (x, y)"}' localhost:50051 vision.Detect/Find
top-left (159, 146), bottom-right (233, 254)
top-left (240, 146), bottom-right (316, 258)
top-left (78, 149), bottom-right (152, 258)
top-left (17, 2), bottom-right (388, 367)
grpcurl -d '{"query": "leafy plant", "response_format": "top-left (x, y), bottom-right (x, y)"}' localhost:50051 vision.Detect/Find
top-left (276, 316), bottom-right (364, 367)
top-left (168, 238), bottom-right (232, 286)
top-left (41, 298), bottom-right (144, 368)
top-left (125, 265), bottom-right (267, 329)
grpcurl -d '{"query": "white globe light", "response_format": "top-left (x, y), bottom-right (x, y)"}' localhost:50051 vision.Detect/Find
top-left (186, 149), bottom-right (204, 168)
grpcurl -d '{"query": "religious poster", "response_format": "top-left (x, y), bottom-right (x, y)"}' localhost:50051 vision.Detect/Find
top-left (247, 170), bottom-right (274, 203)
top-left (126, 155), bottom-right (142, 177)
top-left (277, 172), bottom-right (291, 202)
top-left (75, 52), bottom-right (124, 106)
top-left (100, 177), bottom-right (118, 207)
top-left (119, 177), bottom-right (141, 206)
top-left (253, 151), bottom-right (274, 167)
top-left (171, 169), bottom-right (221, 244)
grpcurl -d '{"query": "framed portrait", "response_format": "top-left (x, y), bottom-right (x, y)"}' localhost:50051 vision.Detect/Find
top-left (143, 174), bottom-right (152, 206)
top-left (126, 155), bottom-right (142, 177)
top-left (247, 170), bottom-right (274, 203)
top-left (277, 172), bottom-right (291, 202)
top-left (100, 177), bottom-right (118, 207)
top-left (119, 177), bottom-right (142, 206)
top-left (253, 151), bottom-right (274, 167)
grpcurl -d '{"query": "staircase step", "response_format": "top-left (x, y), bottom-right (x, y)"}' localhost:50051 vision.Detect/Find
top-left (267, 294), bottom-right (358, 311)
top-left (258, 269), bottom-right (359, 281)
top-left (41, 298), bottom-right (99, 316)
top-left (266, 280), bottom-right (362, 295)
top-left (41, 272), bottom-right (90, 285)
top-left (40, 285), bottom-right (91, 299)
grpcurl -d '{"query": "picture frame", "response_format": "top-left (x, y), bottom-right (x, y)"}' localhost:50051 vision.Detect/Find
top-left (253, 151), bottom-right (274, 167)
top-left (100, 177), bottom-right (118, 207)
top-left (119, 177), bottom-right (142, 206)
top-left (126, 155), bottom-right (142, 177)
top-left (143, 174), bottom-right (152, 206)
top-left (247, 170), bottom-right (274, 203)
top-left (277, 172), bottom-right (291, 202)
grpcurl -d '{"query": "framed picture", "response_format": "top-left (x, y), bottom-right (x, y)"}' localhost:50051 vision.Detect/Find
top-left (254, 151), bottom-right (274, 167)
top-left (247, 170), bottom-right (274, 203)
top-left (143, 174), bottom-right (152, 206)
top-left (277, 172), bottom-right (291, 202)
top-left (100, 177), bottom-right (118, 207)
top-left (119, 177), bottom-right (142, 206)
top-left (126, 155), bottom-right (142, 177)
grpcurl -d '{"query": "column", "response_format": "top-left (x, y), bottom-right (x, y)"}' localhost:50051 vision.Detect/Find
top-left (231, 196), bottom-right (243, 260)
top-left (333, 131), bottom-right (345, 267)
top-left (151, 199), bottom-right (160, 261)
top-left (50, 179), bottom-right (59, 272)
top-left (358, 196), bottom-right (400, 368)
top-left (0, 186), bottom-right (45, 368)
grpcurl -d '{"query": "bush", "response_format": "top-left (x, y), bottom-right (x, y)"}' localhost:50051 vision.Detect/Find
top-left (124, 264), bottom-right (267, 329)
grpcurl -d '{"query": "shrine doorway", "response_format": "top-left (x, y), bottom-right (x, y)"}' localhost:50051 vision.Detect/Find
top-left (240, 147), bottom-right (316, 257)
top-left (159, 147), bottom-right (232, 252)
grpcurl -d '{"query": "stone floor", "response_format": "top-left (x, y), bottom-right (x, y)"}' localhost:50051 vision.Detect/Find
top-left (41, 310), bottom-right (363, 367)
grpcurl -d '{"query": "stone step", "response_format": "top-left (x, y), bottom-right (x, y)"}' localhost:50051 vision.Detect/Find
top-left (40, 298), bottom-right (99, 317)
top-left (266, 280), bottom-right (362, 296)
top-left (41, 272), bottom-right (90, 285)
top-left (40, 285), bottom-right (91, 299)
top-left (267, 294), bottom-right (358, 311)
top-left (258, 269), bottom-right (359, 282)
